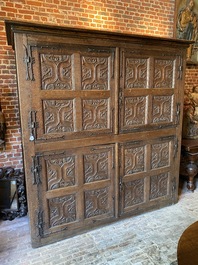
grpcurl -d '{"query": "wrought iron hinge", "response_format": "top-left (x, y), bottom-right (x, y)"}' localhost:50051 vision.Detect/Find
top-left (119, 91), bottom-right (123, 107)
top-left (29, 111), bottom-right (39, 141)
top-left (173, 137), bottom-right (179, 159)
top-left (172, 178), bottom-right (176, 197)
top-left (36, 210), bottom-right (44, 238)
top-left (119, 179), bottom-right (124, 193)
top-left (23, 45), bottom-right (35, 81)
top-left (176, 103), bottom-right (181, 125)
top-left (178, 54), bottom-right (183, 80)
top-left (31, 156), bottom-right (42, 185)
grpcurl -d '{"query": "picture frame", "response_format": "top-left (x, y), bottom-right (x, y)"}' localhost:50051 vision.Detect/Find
top-left (174, 0), bottom-right (198, 63)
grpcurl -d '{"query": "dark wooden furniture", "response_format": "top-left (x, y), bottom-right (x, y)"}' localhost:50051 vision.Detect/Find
top-left (177, 221), bottom-right (198, 265)
top-left (5, 20), bottom-right (190, 247)
top-left (181, 139), bottom-right (198, 191)
top-left (0, 167), bottom-right (27, 220)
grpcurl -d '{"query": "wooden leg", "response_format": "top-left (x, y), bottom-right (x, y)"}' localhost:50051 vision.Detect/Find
top-left (185, 162), bottom-right (198, 192)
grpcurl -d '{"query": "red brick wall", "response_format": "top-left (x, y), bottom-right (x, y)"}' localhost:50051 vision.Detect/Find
top-left (185, 66), bottom-right (198, 93)
top-left (0, 0), bottom-right (178, 169)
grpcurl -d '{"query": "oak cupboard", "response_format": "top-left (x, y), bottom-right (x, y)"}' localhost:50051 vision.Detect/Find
top-left (5, 21), bottom-right (190, 247)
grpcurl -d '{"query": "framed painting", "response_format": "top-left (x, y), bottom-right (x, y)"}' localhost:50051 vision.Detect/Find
top-left (175, 0), bottom-right (198, 63)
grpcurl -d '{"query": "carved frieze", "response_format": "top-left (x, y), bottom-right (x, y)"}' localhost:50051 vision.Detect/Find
top-left (43, 100), bottom-right (74, 133)
top-left (49, 194), bottom-right (76, 227)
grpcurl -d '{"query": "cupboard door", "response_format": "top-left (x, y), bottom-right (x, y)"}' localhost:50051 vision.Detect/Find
top-left (119, 48), bottom-right (180, 133)
top-left (28, 43), bottom-right (115, 142)
top-left (119, 136), bottom-right (177, 216)
top-left (33, 144), bottom-right (115, 244)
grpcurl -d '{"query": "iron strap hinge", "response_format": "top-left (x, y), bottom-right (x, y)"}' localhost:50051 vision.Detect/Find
top-left (31, 155), bottom-right (42, 185)
top-left (36, 210), bottom-right (44, 238)
top-left (29, 110), bottom-right (39, 142)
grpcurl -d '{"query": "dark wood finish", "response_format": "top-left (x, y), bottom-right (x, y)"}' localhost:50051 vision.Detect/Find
top-left (5, 20), bottom-right (190, 247)
top-left (181, 139), bottom-right (198, 191)
top-left (0, 167), bottom-right (27, 220)
top-left (177, 221), bottom-right (198, 265)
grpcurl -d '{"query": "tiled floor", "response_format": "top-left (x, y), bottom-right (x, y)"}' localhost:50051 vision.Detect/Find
top-left (0, 178), bottom-right (198, 265)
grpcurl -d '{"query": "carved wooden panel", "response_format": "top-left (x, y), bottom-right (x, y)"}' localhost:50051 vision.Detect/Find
top-left (43, 100), bottom-right (74, 134)
top-left (124, 145), bottom-right (145, 174)
top-left (45, 155), bottom-right (76, 190)
top-left (123, 56), bottom-right (149, 89)
top-left (85, 187), bottom-right (110, 218)
top-left (153, 59), bottom-right (174, 88)
top-left (151, 142), bottom-right (170, 169)
top-left (41, 54), bottom-right (72, 90)
top-left (84, 151), bottom-right (109, 183)
top-left (152, 95), bottom-right (173, 124)
top-left (149, 173), bottom-right (169, 200)
top-left (31, 45), bottom-right (114, 141)
top-left (82, 99), bottom-right (110, 130)
top-left (81, 56), bottom-right (109, 90)
top-left (119, 137), bottom-right (173, 215)
top-left (123, 96), bottom-right (147, 127)
top-left (123, 179), bottom-right (145, 208)
top-left (36, 144), bottom-right (115, 234)
top-left (48, 194), bottom-right (76, 227)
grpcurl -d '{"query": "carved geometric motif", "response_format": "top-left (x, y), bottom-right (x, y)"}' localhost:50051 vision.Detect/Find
top-left (48, 194), bottom-right (76, 227)
top-left (124, 97), bottom-right (147, 126)
top-left (40, 54), bottom-right (72, 90)
top-left (85, 187), bottom-right (109, 218)
top-left (81, 56), bottom-right (109, 90)
top-left (83, 99), bottom-right (109, 130)
top-left (152, 96), bottom-right (172, 123)
top-left (151, 142), bottom-right (170, 169)
top-left (124, 179), bottom-right (144, 208)
top-left (153, 59), bottom-right (174, 88)
top-left (125, 58), bottom-right (148, 88)
top-left (46, 155), bottom-right (75, 190)
top-left (43, 100), bottom-right (74, 133)
top-left (84, 152), bottom-right (109, 183)
top-left (149, 173), bottom-right (168, 200)
top-left (124, 146), bottom-right (145, 174)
